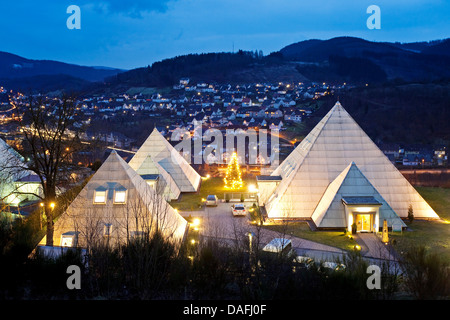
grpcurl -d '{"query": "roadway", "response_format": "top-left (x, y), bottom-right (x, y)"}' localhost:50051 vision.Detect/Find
top-left (183, 201), bottom-right (347, 263)
top-left (182, 201), bottom-right (401, 270)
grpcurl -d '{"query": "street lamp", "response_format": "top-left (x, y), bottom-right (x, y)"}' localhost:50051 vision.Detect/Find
top-left (247, 232), bottom-right (254, 253)
top-left (192, 218), bottom-right (200, 231)
top-left (248, 184), bottom-right (258, 193)
top-left (39, 202), bottom-right (44, 229)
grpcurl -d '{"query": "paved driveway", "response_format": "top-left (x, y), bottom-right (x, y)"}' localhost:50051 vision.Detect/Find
top-left (183, 201), bottom-right (347, 262)
top-left (181, 203), bottom-right (401, 267)
top-left (193, 202), bottom-right (251, 240)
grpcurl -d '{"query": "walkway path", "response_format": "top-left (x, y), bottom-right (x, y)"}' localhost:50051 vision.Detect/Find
top-left (355, 233), bottom-right (398, 261)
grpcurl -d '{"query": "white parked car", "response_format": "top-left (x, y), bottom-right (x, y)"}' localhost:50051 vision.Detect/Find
top-left (231, 203), bottom-right (247, 216)
top-left (205, 195), bottom-right (219, 206)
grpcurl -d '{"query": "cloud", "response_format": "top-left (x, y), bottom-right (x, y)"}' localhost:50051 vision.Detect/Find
top-left (81, 0), bottom-right (178, 18)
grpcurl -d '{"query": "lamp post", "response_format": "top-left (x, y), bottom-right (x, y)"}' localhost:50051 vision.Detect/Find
top-left (48, 202), bottom-right (56, 244)
top-left (39, 202), bottom-right (44, 229)
top-left (247, 232), bottom-right (255, 265)
top-left (192, 218), bottom-right (200, 232)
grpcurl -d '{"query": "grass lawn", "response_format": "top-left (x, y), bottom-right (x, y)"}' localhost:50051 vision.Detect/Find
top-left (171, 176), bottom-right (257, 211)
top-left (389, 187), bottom-right (450, 263)
top-left (174, 177), bottom-right (450, 261)
top-left (263, 222), bottom-right (357, 252)
top-left (264, 187), bottom-right (450, 257)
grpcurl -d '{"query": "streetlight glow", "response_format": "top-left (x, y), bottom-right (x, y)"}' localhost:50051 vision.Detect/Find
top-left (192, 218), bottom-right (200, 227)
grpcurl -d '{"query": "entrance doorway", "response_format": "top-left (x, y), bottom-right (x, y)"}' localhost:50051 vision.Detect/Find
top-left (355, 213), bottom-right (373, 232)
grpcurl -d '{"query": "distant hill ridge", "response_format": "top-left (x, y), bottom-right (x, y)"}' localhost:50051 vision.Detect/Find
top-left (0, 51), bottom-right (124, 92)
top-left (2, 36), bottom-right (450, 92)
top-left (278, 36), bottom-right (450, 83)
top-left (107, 36), bottom-right (450, 89)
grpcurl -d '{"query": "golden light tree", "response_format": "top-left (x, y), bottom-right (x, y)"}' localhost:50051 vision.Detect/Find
top-left (224, 152), bottom-right (243, 190)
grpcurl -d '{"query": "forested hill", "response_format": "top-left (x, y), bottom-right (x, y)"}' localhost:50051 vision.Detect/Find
top-left (305, 81), bottom-right (450, 147)
top-left (279, 36), bottom-right (450, 84)
top-left (105, 50), bottom-right (305, 89)
top-left (102, 36), bottom-right (450, 90)
top-left (3, 36), bottom-right (450, 92)
top-left (0, 51), bottom-right (124, 92)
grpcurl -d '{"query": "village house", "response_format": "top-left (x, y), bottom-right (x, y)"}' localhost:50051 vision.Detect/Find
top-left (284, 110), bottom-right (303, 123)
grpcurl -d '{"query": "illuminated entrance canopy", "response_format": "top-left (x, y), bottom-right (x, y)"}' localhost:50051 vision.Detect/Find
top-left (342, 197), bottom-right (382, 233)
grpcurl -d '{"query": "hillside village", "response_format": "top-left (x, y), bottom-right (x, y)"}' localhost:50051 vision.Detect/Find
top-left (79, 79), bottom-right (328, 146)
top-left (1, 80), bottom-right (447, 170)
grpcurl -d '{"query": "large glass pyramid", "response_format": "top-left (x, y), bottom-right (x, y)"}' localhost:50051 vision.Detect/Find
top-left (264, 102), bottom-right (439, 221)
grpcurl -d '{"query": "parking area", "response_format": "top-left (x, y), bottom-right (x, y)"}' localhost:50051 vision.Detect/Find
top-left (182, 201), bottom-right (347, 262)
top-left (181, 198), bottom-right (403, 267)
top-left (191, 201), bottom-right (254, 240)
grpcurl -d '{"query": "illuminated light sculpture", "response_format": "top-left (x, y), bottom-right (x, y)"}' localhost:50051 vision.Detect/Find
top-left (224, 152), bottom-right (243, 190)
top-left (382, 219), bottom-right (389, 243)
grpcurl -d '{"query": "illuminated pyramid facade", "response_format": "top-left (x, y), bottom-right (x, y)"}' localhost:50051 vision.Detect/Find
top-left (0, 138), bottom-right (41, 206)
top-left (128, 128), bottom-right (201, 196)
top-left (134, 155), bottom-right (181, 201)
top-left (260, 102), bottom-right (438, 231)
top-left (38, 151), bottom-right (188, 248)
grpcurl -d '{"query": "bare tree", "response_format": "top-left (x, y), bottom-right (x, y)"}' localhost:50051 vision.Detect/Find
top-left (19, 94), bottom-right (82, 246)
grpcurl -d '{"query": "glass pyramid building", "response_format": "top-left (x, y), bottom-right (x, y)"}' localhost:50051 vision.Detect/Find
top-left (259, 102), bottom-right (439, 230)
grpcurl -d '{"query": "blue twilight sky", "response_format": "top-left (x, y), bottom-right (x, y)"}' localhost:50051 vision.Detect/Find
top-left (0, 0), bottom-right (449, 70)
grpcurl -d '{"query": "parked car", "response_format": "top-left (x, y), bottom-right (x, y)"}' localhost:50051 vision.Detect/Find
top-left (205, 194), bottom-right (219, 206)
top-left (231, 203), bottom-right (247, 216)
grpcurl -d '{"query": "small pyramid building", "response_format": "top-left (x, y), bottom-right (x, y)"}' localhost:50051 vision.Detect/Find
top-left (136, 155), bottom-right (181, 201)
top-left (128, 128), bottom-right (201, 197)
top-left (259, 102), bottom-right (438, 231)
top-left (311, 162), bottom-right (406, 231)
top-left (38, 151), bottom-right (188, 248)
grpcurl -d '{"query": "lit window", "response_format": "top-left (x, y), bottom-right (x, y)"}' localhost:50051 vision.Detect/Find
top-left (94, 190), bottom-right (107, 204)
top-left (114, 190), bottom-right (127, 204)
top-left (61, 236), bottom-right (73, 247)
top-left (61, 232), bottom-right (77, 247)
top-left (104, 223), bottom-right (113, 236)
top-left (146, 181), bottom-right (156, 189)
